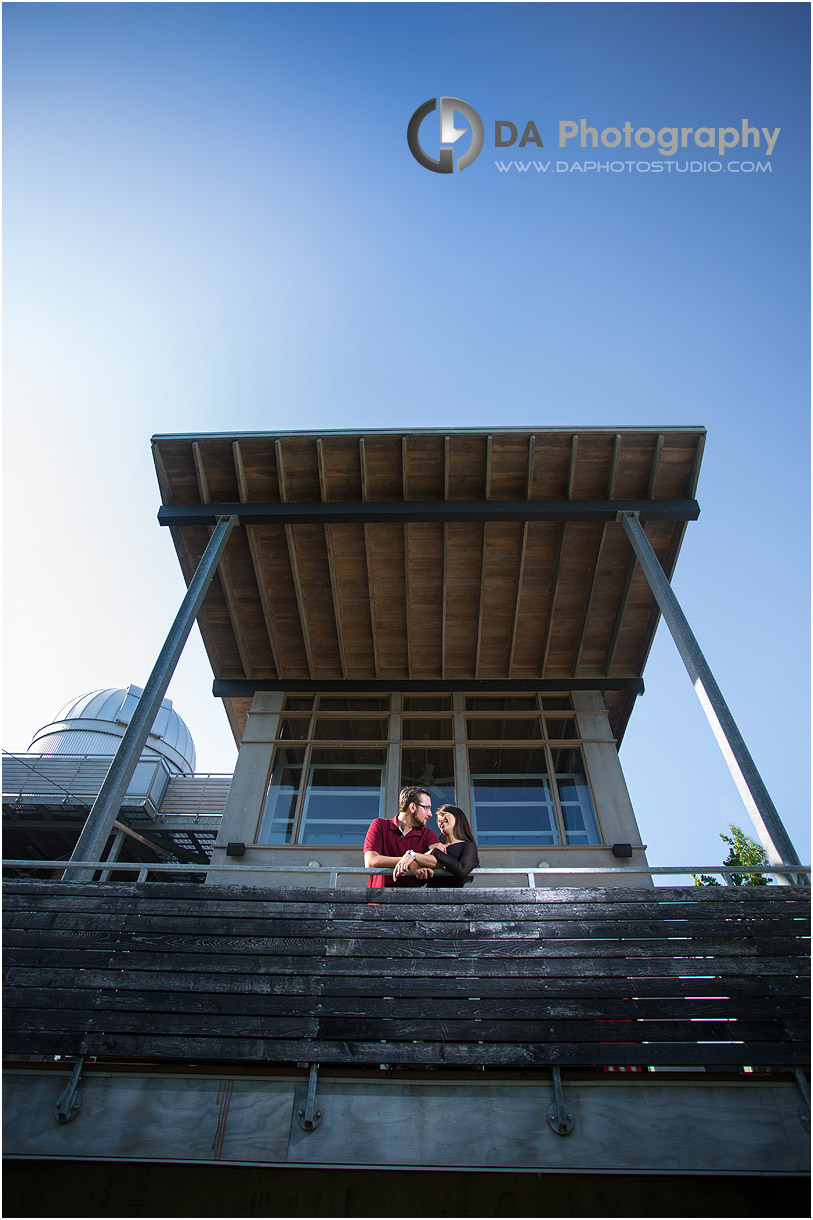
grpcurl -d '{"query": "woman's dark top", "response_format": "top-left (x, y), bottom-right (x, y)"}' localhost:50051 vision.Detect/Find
top-left (425, 840), bottom-right (478, 887)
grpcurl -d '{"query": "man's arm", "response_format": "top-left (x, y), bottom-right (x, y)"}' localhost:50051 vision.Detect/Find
top-left (364, 850), bottom-right (409, 869)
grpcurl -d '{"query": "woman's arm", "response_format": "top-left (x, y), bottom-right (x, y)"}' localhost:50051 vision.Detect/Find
top-left (427, 841), bottom-right (477, 882)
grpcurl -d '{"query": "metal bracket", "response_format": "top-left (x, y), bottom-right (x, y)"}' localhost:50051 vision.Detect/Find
top-left (794, 1068), bottom-right (810, 1132)
top-left (547, 1066), bottom-right (574, 1136)
top-left (54, 1055), bottom-right (85, 1125)
top-left (297, 1063), bottom-right (323, 1132)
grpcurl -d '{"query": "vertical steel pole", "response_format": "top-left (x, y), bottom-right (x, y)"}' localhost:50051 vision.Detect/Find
top-left (620, 511), bottom-right (804, 882)
top-left (64, 516), bottom-right (238, 882)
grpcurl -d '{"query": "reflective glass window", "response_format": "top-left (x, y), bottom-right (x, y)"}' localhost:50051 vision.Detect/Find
top-left (551, 747), bottom-right (600, 844)
top-left (544, 716), bottom-right (578, 740)
top-left (465, 697), bottom-right (538, 711)
top-left (298, 748), bottom-right (386, 845)
top-left (469, 748), bottom-right (559, 845)
top-left (277, 718), bottom-right (311, 740)
top-left (400, 747), bottom-right (456, 812)
top-left (401, 717), bottom-right (453, 741)
top-left (311, 718), bottom-right (388, 741)
top-left (466, 718), bottom-right (544, 740)
top-left (317, 697), bottom-right (390, 711)
top-left (402, 695), bottom-right (453, 711)
top-left (257, 748), bottom-right (304, 844)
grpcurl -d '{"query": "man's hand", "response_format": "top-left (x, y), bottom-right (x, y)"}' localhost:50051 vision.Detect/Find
top-left (393, 852), bottom-right (414, 880)
top-left (392, 854), bottom-right (434, 882)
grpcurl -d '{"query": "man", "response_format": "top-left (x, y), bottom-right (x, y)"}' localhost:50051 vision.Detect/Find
top-left (363, 786), bottom-right (440, 888)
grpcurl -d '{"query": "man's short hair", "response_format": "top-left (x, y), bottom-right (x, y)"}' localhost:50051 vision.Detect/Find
top-left (399, 785), bottom-right (431, 813)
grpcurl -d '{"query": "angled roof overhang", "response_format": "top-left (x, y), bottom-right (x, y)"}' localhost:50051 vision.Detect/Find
top-left (151, 427), bottom-right (705, 745)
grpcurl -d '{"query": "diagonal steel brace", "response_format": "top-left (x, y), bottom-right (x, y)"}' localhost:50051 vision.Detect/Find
top-left (297, 1063), bottom-right (323, 1132)
top-left (54, 1055), bottom-right (86, 1124)
top-left (547, 1065), bottom-right (574, 1136)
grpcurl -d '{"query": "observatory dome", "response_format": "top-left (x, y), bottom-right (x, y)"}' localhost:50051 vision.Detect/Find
top-left (29, 685), bottom-right (196, 775)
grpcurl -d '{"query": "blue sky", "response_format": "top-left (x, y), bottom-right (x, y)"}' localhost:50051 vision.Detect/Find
top-left (4, 2), bottom-right (810, 871)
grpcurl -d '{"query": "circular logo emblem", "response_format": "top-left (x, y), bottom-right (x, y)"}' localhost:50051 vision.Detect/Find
top-left (407, 97), bottom-right (484, 173)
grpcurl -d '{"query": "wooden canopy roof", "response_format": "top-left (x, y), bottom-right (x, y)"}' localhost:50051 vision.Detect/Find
top-left (152, 427), bottom-right (705, 745)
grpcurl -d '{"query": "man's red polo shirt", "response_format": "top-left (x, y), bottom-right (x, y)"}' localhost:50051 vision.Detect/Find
top-left (363, 817), bottom-right (440, 888)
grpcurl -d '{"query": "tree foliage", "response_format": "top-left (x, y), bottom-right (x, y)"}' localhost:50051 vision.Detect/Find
top-left (693, 824), bottom-right (772, 887)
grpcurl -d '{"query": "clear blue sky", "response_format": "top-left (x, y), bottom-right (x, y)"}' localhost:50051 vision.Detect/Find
top-left (4, 2), bottom-right (810, 871)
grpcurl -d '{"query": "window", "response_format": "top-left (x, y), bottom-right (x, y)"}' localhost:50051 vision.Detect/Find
top-left (551, 747), bottom-right (600, 845)
top-left (258, 745), bottom-right (385, 845)
top-left (400, 746), bottom-right (456, 810)
top-left (255, 691), bottom-right (602, 848)
top-left (298, 752), bottom-right (385, 845)
top-left (469, 748), bottom-right (559, 845)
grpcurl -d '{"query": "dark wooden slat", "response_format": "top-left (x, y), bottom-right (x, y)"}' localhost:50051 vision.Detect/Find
top-left (7, 978), bottom-right (806, 1023)
top-left (3, 879), bottom-right (808, 909)
top-left (6, 1005), bottom-right (805, 1053)
top-left (3, 940), bottom-right (807, 980)
top-left (6, 911), bottom-right (806, 942)
top-left (7, 908), bottom-right (808, 945)
top-left (5, 892), bottom-right (809, 927)
top-left (6, 923), bottom-right (807, 962)
top-left (6, 959), bottom-right (809, 1000)
top-left (3, 1030), bottom-right (806, 1069)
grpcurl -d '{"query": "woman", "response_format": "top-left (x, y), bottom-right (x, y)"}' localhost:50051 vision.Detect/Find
top-left (393, 804), bottom-right (479, 886)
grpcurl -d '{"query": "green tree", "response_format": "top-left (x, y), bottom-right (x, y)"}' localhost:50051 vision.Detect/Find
top-left (694, 824), bottom-right (772, 887)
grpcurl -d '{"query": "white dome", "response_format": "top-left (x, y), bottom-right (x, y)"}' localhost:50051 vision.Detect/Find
top-left (29, 685), bottom-right (196, 774)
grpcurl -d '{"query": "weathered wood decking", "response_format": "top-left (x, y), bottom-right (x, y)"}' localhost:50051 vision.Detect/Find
top-left (3, 880), bottom-right (809, 1072)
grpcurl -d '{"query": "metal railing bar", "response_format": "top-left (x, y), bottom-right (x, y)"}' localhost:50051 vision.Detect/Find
top-left (2, 860), bottom-right (810, 879)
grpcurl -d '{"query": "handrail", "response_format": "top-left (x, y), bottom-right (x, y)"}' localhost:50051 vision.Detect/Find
top-left (3, 859), bottom-right (810, 885)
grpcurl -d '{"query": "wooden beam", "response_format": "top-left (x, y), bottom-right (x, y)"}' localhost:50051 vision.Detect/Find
top-left (607, 434), bottom-right (621, 498)
top-left (316, 439), bottom-right (349, 680)
top-left (232, 441), bottom-right (284, 678)
top-left (474, 524), bottom-right (487, 678)
top-left (604, 553), bottom-right (637, 677)
top-left (275, 440), bottom-right (316, 679)
top-left (508, 435), bottom-right (535, 675)
top-left (687, 432), bottom-right (706, 499)
top-left (539, 523), bottom-right (567, 674)
top-left (358, 440), bottom-right (380, 679)
top-left (647, 434), bottom-right (665, 498)
top-left (566, 434), bottom-right (579, 499)
top-left (573, 523), bottom-right (607, 673)
top-left (442, 437), bottom-right (450, 679)
top-left (193, 442), bottom-right (254, 678)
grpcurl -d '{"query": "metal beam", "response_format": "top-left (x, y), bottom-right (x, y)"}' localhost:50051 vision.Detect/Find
top-left (619, 511), bottom-right (805, 881)
top-left (213, 677), bottom-right (644, 697)
top-left (63, 516), bottom-right (237, 881)
top-left (158, 499), bottom-right (699, 528)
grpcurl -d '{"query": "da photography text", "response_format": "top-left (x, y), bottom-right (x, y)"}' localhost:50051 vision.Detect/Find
top-left (407, 98), bottom-right (782, 176)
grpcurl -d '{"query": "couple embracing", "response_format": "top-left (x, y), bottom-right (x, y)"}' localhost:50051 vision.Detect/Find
top-left (363, 785), bottom-right (479, 890)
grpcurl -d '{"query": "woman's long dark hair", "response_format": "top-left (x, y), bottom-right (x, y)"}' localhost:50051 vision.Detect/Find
top-left (437, 804), bottom-right (480, 867)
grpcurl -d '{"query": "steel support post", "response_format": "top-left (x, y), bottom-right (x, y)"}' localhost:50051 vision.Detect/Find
top-left (64, 516), bottom-right (238, 882)
top-left (619, 512), bottom-right (805, 883)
